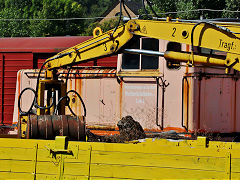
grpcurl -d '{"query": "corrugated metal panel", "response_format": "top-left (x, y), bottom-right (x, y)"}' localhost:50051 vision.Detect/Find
top-left (96, 56), bottom-right (118, 67)
top-left (34, 53), bottom-right (55, 69)
top-left (35, 53), bottom-right (118, 69)
top-left (0, 36), bottom-right (92, 53)
top-left (0, 53), bottom-right (33, 125)
top-left (76, 61), bottom-right (95, 67)
top-left (65, 57), bottom-right (117, 68)
top-left (197, 77), bottom-right (237, 133)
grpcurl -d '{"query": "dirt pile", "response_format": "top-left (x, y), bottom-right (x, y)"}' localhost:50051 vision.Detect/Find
top-left (87, 116), bottom-right (146, 143)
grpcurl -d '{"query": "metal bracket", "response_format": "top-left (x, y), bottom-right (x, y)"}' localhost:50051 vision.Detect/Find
top-left (45, 136), bottom-right (76, 166)
top-left (46, 136), bottom-right (73, 156)
top-left (225, 57), bottom-right (239, 73)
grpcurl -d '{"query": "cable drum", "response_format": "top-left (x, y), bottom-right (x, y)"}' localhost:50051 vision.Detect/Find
top-left (27, 115), bottom-right (86, 141)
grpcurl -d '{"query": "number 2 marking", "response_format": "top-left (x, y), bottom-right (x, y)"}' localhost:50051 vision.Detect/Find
top-left (172, 27), bottom-right (176, 37)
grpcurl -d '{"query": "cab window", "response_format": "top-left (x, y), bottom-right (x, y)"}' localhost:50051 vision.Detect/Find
top-left (121, 37), bottom-right (159, 70)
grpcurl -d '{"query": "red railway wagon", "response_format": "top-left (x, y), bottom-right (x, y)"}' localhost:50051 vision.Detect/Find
top-left (0, 36), bottom-right (117, 126)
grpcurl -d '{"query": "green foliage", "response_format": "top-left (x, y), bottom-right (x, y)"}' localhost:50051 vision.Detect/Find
top-left (150, 0), bottom-right (176, 13)
top-left (0, 0), bottom-right (112, 37)
top-left (223, 0), bottom-right (240, 18)
top-left (29, 0), bottom-right (85, 36)
top-left (194, 0), bottom-right (226, 19)
top-left (0, 8), bottom-right (29, 37)
top-left (0, 0), bottom-right (239, 37)
top-left (83, 18), bottom-right (119, 36)
top-left (176, 0), bottom-right (198, 19)
top-left (144, 0), bottom-right (231, 19)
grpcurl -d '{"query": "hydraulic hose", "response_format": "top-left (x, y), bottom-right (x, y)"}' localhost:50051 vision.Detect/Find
top-left (66, 90), bottom-right (86, 117)
top-left (54, 96), bottom-right (70, 115)
top-left (18, 87), bottom-right (36, 115)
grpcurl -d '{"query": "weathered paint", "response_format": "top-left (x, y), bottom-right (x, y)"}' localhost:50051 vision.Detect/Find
top-left (196, 76), bottom-right (238, 133)
top-left (0, 136), bottom-right (240, 179)
top-left (14, 67), bottom-right (240, 134)
top-left (0, 37), bottom-right (117, 127)
top-left (13, 39), bottom-right (240, 134)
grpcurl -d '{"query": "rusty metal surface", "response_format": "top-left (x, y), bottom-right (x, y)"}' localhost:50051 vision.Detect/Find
top-left (27, 115), bottom-right (85, 141)
top-left (0, 134), bottom-right (17, 138)
top-left (3, 36), bottom-right (117, 127)
top-left (13, 39), bottom-right (240, 135)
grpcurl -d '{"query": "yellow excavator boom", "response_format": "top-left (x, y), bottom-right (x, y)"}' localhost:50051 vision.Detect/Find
top-left (45, 19), bottom-right (240, 72)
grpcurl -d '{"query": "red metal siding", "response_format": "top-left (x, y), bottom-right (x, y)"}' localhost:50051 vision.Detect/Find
top-left (96, 56), bottom-right (117, 67)
top-left (35, 54), bottom-right (117, 68)
top-left (34, 53), bottom-right (56, 69)
top-left (73, 56), bottom-right (117, 67)
top-left (76, 61), bottom-right (95, 67)
top-left (0, 53), bottom-right (33, 125)
top-left (0, 36), bottom-right (92, 53)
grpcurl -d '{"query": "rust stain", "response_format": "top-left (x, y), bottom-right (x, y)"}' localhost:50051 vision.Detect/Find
top-left (90, 130), bottom-right (120, 136)
top-left (75, 71), bottom-right (79, 115)
top-left (90, 127), bottom-right (192, 136)
top-left (79, 75), bottom-right (82, 116)
top-left (183, 78), bottom-right (191, 130)
top-left (145, 127), bottom-right (189, 133)
top-left (185, 65), bottom-right (189, 74)
top-left (61, 69), bottom-right (116, 78)
top-left (185, 44), bottom-right (190, 74)
top-left (186, 44), bottom-right (190, 52)
top-left (103, 69), bottom-right (108, 78)
top-left (87, 125), bottom-right (116, 130)
top-left (119, 80), bottom-right (123, 119)
top-left (66, 70), bottom-right (73, 115)
top-left (69, 71), bottom-right (72, 91)
top-left (17, 71), bottom-right (22, 121)
top-left (197, 79), bottom-right (201, 130)
top-left (233, 80), bottom-right (236, 132)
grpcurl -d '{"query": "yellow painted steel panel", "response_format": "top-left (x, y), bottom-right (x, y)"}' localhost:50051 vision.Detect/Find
top-left (231, 172), bottom-right (240, 179)
top-left (89, 178), bottom-right (133, 180)
top-left (0, 160), bottom-right (34, 173)
top-left (62, 175), bottom-right (89, 180)
top-left (230, 158), bottom-right (240, 173)
top-left (0, 136), bottom-right (239, 179)
top-left (90, 164), bottom-right (226, 179)
top-left (35, 161), bottom-right (59, 175)
top-left (63, 149), bottom-right (91, 162)
top-left (63, 163), bottom-right (89, 176)
top-left (0, 147), bottom-right (36, 160)
top-left (0, 172), bottom-right (34, 179)
top-left (91, 151), bottom-right (226, 171)
top-left (36, 174), bottom-right (58, 179)
top-left (36, 148), bottom-right (55, 162)
top-left (89, 140), bottom-right (227, 158)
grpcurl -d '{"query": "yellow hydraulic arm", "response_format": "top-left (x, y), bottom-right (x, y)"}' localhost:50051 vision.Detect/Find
top-left (45, 19), bottom-right (240, 73)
